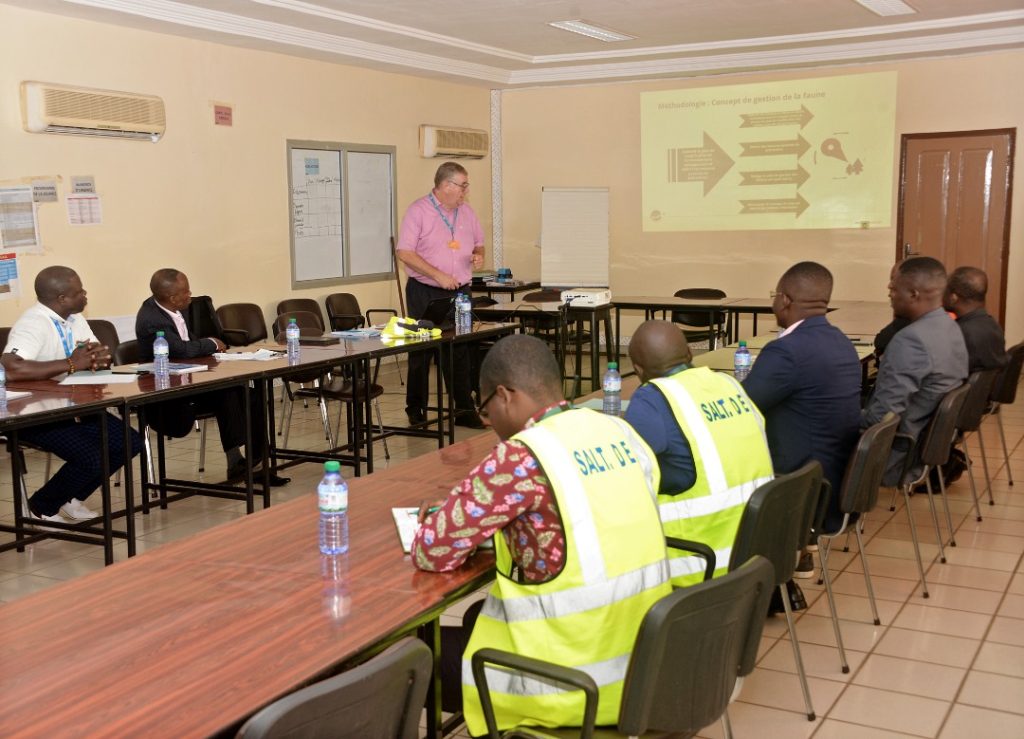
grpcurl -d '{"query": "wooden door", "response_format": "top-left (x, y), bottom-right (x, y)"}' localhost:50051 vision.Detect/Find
top-left (897, 129), bottom-right (1015, 323)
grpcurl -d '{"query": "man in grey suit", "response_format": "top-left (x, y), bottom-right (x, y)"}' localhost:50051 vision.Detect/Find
top-left (862, 257), bottom-right (968, 485)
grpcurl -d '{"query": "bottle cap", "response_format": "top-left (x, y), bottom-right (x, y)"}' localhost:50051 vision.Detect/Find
top-left (738, 341), bottom-right (747, 347)
top-left (324, 460), bottom-right (341, 473)
top-left (156, 331), bottom-right (165, 337)
top-left (607, 362), bottom-right (618, 370)
top-left (289, 317), bottom-right (297, 323)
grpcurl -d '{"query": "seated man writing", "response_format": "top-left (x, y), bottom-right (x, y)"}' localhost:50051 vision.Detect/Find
top-left (135, 268), bottom-right (288, 486)
top-left (412, 334), bottom-right (670, 736)
top-left (625, 320), bottom-right (773, 587)
top-left (2, 266), bottom-right (142, 523)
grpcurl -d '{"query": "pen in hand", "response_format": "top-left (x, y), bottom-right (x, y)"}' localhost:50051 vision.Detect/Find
top-left (417, 500), bottom-right (442, 523)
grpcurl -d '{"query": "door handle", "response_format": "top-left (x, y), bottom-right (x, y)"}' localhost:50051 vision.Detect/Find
top-left (903, 243), bottom-right (919, 259)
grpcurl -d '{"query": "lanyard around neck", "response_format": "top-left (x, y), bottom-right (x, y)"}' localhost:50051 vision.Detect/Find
top-left (428, 193), bottom-right (458, 239)
top-left (51, 317), bottom-right (75, 358)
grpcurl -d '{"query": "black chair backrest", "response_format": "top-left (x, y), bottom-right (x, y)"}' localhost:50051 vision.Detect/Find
top-left (728, 461), bottom-right (823, 585)
top-left (992, 341), bottom-right (1024, 405)
top-left (114, 340), bottom-right (140, 365)
top-left (86, 319), bottom-right (119, 350)
top-left (216, 303), bottom-right (268, 346)
top-left (236, 637), bottom-right (432, 739)
top-left (618, 556), bottom-right (775, 736)
top-left (277, 298), bottom-right (325, 331)
top-left (958, 369), bottom-right (1001, 433)
top-left (839, 412), bottom-right (900, 516)
top-left (672, 288), bottom-right (727, 327)
top-left (273, 311), bottom-right (324, 341)
top-left (325, 293), bottom-right (365, 331)
top-left (185, 295), bottom-right (226, 343)
top-left (917, 382), bottom-right (971, 467)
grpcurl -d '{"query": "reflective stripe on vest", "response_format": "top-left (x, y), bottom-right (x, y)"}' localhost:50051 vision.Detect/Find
top-left (463, 652), bottom-right (631, 697)
top-left (659, 475), bottom-right (772, 523)
top-left (669, 545), bottom-right (733, 579)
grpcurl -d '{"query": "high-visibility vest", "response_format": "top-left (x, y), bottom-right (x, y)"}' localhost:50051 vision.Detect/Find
top-left (461, 408), bottom-right (671, 736)
top-left (650, 367), bottom-right (773, 587)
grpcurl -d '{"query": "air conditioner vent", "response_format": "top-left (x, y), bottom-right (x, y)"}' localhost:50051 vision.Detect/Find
top-left (419, 124), bottom-right (487, 159)
top-left (21, 81), bottom-right (166, 142)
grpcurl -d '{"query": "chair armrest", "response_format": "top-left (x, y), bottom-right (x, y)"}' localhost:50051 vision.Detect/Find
top-left (471, 647), bottom-right (599, 739)
top-left (221, 328), bottom-right (250, 346)
top-left (665, 537), bottom-right (716, 581)
top-left (328, 313), bottom-right (366, 331)
top-left (366, 308), bottom-right (398, 325)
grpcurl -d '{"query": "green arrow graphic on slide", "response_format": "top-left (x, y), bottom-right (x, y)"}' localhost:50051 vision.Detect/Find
top-left (739, 165), bottom-right (810, 188)
top-left (740, 105), bottom-right (814, 129)
top-left (666, 132), bottom-right (735, 195)
top-left (739, 135), bottom-right (811, 158)
top-left (739, 194), bottom-right (810, 217)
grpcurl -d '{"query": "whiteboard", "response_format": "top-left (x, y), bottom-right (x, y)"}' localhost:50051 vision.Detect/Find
top-left (290, 148), bottom-right (344, 282)
top-left (541, 187), bottom-right (609, 287)
top-left (347, 151), bottom-right (394, 277)
top-left (287, 140), bottom-right (396, 287)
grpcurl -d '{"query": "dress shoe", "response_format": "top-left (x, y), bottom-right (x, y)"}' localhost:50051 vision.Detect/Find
top-left (406, 408), bottom-right (427, 425)
top-left (454, 411), bottom-right (485, 430)
top-left (768, 580), bottom-right (808, 615)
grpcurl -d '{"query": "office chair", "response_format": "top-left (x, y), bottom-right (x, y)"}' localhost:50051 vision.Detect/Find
top-left (277, 298), bottom-right (325, 332)
top-left (86, 319), bottom-right (120, 353)
top-left (671, 288), bottom-right (728, 350)
top-left (236, 637), bottom-right (432, 739)
top-left (472, 556), bottom-right (775, 739)
top-left (728, 461), bottom-right (823, 721)
top-left (952, 369), bottom-right (1001, 520)
top-left (216, 303), bottom-right (269, 347)
top-left (980, 341), bottom-right (1024, 500)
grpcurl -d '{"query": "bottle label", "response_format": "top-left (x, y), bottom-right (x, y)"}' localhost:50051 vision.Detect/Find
top-left (603, 377), bottom-right (621, 392)
top-left (318, 483), bottom-right (348, 512)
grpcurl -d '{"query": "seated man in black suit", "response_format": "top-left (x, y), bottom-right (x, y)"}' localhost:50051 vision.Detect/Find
top-left (943, 266), bottom-right (1007, 372)
top-left (135, 268), bottom-right (288, 486)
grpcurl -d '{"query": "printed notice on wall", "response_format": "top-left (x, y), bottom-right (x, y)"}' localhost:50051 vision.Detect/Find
top-left (0, 252), bottom-right (21, 300)
top-left (71, 176), bottom-right (96, 194)
top-left (67, 194), bottom-right (103, 226)
top-left (0, 186), bottom-right (41, 252)
top-left (31, 179), bottom-right (58, 203)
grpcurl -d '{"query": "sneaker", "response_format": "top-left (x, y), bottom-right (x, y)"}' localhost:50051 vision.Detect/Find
top-left (794, 552), bottom-right (815, 580)
top-left (26, 509), bottom-right (65, 531)
top-left (60, 498), bottom-right (99, 520)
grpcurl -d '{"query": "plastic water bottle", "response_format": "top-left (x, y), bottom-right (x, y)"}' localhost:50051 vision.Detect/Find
top-left (455, 292), bottom-right (472, 334)
top-left (0, 363), bottom-right (7, 411)
top-left (602, 361), bottom-right (622, 416)
top-left (153, 331), bottom-right (170, 382)
top-left (318, 460), bottom-right (349, 554)
top-left (286, 317), bottom-right (301, 364)
top-left (734, 341), bottom-right (752, 381)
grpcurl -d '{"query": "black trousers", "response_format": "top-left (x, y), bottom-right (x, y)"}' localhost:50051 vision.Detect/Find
top-left (145, 386), bottom-right (264, 456)
top-left (405, 278), bottom-right (476, 414)
top-left (440, 599), bottom-right (484, 714)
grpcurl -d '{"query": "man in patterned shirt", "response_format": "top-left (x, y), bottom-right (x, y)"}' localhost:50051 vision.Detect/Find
top-left (412, 334), bottom-right (670, 735)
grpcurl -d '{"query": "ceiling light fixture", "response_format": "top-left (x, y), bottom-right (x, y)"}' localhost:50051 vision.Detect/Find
top-left (854, 0), bottom-right (918, 17)
top-left (548, 19), bottom-right (635, 43)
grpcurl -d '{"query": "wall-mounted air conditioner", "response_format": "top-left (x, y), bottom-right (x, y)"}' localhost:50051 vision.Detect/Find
top-left (20, 81), bottom-right (166, 142)
top-left (419, 124), bottom-right (488, 159)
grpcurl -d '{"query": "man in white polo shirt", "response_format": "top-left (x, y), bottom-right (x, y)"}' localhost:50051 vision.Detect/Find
top-left (1, 265), bottom-right (142, 524)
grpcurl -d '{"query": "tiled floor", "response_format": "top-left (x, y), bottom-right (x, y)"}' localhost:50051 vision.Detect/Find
top-left (1, 358), bottom-right (1022, 739)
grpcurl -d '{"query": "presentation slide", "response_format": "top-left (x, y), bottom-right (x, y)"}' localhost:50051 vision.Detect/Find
top-left (641, 72), bottom-right (896, 231)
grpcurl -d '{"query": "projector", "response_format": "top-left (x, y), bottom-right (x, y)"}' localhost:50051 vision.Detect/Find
top-left (560, 288), bottom-right (612, 307)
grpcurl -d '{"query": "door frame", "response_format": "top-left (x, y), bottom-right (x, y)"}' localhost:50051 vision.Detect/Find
top-left (896, 127), bottom-right (1016, 324)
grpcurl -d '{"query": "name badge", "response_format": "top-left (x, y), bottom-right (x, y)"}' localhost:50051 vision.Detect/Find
top-left (448, 240), bottom-right (460, 250)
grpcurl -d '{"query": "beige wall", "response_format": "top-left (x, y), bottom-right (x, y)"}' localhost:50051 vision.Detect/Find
top-left (500, 51), bottom-right (1024, 342)
top-left (0, 5), bottom-right (491, 331)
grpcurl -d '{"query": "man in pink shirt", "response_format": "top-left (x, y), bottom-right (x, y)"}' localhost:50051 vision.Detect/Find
top-left (397, 161), bottom-right (486, 428)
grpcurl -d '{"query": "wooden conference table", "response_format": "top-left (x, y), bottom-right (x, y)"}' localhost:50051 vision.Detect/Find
top-left (0, 430), bottom-right (500, 738)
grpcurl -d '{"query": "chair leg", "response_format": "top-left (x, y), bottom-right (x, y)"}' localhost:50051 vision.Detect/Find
top-left (922, 473), bottom-right (947, 564)
top-left (817, 535), bottom-right (850, 674)
top-left (934, 466), bottom-right (957, 550)
top-left (721, 708), bottom-right (734, 739)
top-left (854, 523), bottom-right (882, 626)
top-left (902, 484), bottom-right (930, 598)
top-left (393, 354), bottom-right (404, 385)
top-left (995, 411), bottom-right (1012, 491)
top-left (374, 398), bottom-right (390, 461)
top-left (976, 427), bottom-right (994, 506)
top-left (962, 441), bottom-right (984, 523)
top-left (318, 395), bottom-right (335, 449)
top-left (888, 485), bottom-right (899, 512)
top-left (780, 583), bottom-right (816, 721)
top-left (198, 418), bottom-right (208, 473)
top-left (281, 394), bottom-right (295, 448)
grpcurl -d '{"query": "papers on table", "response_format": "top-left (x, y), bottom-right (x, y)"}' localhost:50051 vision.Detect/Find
top-left (331, 328), bottom-right (381, 339)
top-left (130, 362), bottom-right (208, 375)
top-left (213, 349), bottom-right (282, 361)
top-left (3, 390), bottom-right (31, 401)
top-left (392, 507), bottom-right (420, 554)
top-left (59, 370), bottom-right (139, 385)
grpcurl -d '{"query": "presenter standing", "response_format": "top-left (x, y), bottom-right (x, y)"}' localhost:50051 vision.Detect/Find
top-left (396, 161), bottom-right (485, 428)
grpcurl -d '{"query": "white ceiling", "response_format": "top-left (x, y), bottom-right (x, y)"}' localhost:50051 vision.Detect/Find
top-left (6, 0), bottom-right (1024, 87)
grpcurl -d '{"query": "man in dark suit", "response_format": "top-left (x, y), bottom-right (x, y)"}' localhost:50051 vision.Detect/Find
top-left (136, 268), bottom-right (288, 486)
top-left (943, 266), bottom-right (1007, 372)
top-left (743, 262), bottom-right (862, 576)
